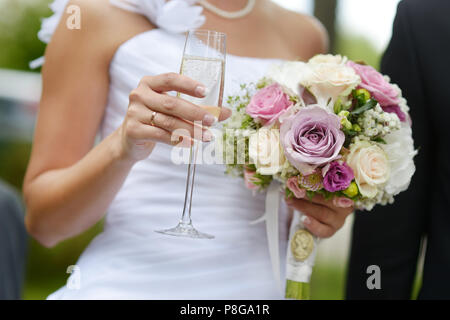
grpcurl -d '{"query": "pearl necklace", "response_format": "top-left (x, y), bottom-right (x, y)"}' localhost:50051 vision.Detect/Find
top-left (197, 0), bottom-right (256, 19)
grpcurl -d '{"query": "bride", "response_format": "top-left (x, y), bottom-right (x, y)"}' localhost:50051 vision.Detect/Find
top-left (24, 0), bottom-right (353, 299)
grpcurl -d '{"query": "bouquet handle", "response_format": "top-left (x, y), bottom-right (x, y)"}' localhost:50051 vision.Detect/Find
top-left (251, 182), bottom-right (319, 300)
top-left (285, 210), bottom-right (319, 300)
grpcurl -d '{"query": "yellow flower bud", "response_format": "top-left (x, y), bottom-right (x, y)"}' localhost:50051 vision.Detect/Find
top-left (352, 124), bottom-right (362, 132)
top-left (334, 98), bottom-right (343, 114)
top-left (355, 88), bottom-right (371, 103)
top-left (338, 110), bottom-right (350, 118)
top-left (343, 182), bottom-right (359, 198)
top-left (341, 117), bottom-right (353, 130)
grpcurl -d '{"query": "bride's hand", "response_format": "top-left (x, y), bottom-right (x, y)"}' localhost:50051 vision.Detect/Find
top-left (118, 73), bottom-right (231, 162)
top-left (285, 195), bottom-right (354, 238)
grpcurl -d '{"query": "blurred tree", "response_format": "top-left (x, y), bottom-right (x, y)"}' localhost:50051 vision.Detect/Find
top-left (0, 141), bottom-right (31, 190)
top-left (335, 33), bottom-right (381, 69)
top-left (0, 0), bottom-right (50, 71)
top-left (314, 0), bottom-right (337, 53)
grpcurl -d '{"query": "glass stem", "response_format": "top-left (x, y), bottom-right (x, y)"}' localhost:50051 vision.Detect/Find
top-left (180, 140), bottom-right (200, 225)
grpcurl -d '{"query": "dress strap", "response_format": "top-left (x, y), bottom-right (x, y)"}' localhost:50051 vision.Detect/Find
top-left (30, 0), bottom-right (205, 68)
top-left (29, 0), bottom-right (70, 68)
top-left (37, 0), bottom-right (70, 44)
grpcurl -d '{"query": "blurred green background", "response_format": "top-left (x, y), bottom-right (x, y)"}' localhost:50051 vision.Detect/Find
top-left (0, 0), bottom-right (383, 300)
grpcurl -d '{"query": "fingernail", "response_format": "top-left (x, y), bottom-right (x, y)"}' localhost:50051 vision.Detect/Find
top-left (171, 135), bottom-right (183, 145)
top-left (302, 216), bottom-right (311, 225)
top-left (203, 114), bottom-right (216, 126)
top-left (195, 85), bottom-right (207, 97)
top-left (203, 130), bottom-right (213, 142)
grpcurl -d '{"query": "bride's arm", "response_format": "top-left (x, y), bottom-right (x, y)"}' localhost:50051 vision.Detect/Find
top-left (23, 0), bottom-right (229, 247)
top-left (23, 1), bottom-right (143, 247)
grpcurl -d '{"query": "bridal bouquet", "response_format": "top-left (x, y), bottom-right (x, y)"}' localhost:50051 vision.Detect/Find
top-left (223, 54), bottom-right (416, 299)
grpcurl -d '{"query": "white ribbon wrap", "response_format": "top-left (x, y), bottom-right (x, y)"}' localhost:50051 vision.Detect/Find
top-left (286, 211), bottom-right (319, 283)
top-left (251, 181), bottom-right (320, 293)
top-left (250, 181), bottom-right (282, 292)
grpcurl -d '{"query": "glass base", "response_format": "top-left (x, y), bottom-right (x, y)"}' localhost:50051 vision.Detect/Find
top-left (155, 222), bottom-right (214, 239)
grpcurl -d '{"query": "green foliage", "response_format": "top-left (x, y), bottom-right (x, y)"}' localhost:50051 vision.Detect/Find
top-left (0, 140), bottom-right (104, 299)
top-left (24, 221), bottom-right (104, 299)
top-left (0, 0), bottom-right (51, 71)
top-left (0, 140), bottom-right (31, 189)
top-left (350, 98), bottom-right (377, 117)
top-left (372, 137), bottom-right (387, 144)
top-left (335, 33), bottom-right (381, 70)
top-left (310, 263), bottom-right (347, 300)
top-left (285, 187), bottom-right (294, 199)
top-left (252, 172), bottom-right (272, 189)
top-left (241, 114), bottom-right (260, 130)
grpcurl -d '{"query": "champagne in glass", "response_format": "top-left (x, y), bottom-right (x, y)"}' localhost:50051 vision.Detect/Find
top-left (155, 30), bottom-right (226, 239)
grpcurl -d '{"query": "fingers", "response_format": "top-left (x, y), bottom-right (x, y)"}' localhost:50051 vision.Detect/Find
top-left (219, 107), bottom-right (232, 122)
top-left (141, 73), bottom-right (207, 98)
top-left (133, 74), bottom-right (230, 125)
top-left (124, 117), bottom-right (193, 147)
top-left (131, 90), bottom-right (216, 125)
top-left (286, 198), bottom-right (341, 230)
top-left (308, 194), bottom-right (354, 216)
top-left (302, 215), bottom-right (335, 238)
top-left (130, 104), bottom-right (212, 142)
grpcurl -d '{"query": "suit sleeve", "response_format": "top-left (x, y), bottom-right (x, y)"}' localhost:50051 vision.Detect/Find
top-left (346, 0), bottom-right (432, 300)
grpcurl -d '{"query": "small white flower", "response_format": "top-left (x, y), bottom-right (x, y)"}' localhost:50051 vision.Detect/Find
top-left (381, 123), bottom-right (417, 196)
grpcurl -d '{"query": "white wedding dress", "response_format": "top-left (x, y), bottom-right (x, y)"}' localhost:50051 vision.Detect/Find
top-left (41, 0), bottom-right (288, 299)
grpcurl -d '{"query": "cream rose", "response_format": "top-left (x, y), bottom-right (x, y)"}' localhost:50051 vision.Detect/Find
top-left (309, 54), bottom-right (347, 65)
top-left (302, 63), bottom-right (360, 109)
top-left (249, 128), bottom-right (286, 175)
top-left (346, 141), bottom-right (390, 198)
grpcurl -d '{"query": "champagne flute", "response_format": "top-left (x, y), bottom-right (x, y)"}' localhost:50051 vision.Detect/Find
top-left (155, 30), bottom-right (226, 239)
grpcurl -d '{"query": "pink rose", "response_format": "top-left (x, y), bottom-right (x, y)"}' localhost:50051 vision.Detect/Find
top-left (333, 197), bottom-right (354, 208)
top-left (347, 61), bottom-right (406, 121)
top-left (280, 106), bottom-right (345, 175)
top-left (244, 170), bottom-right (259, 190)
top-left (246, 83), bottom-right (293, 126)
top-left (347, 61), bottom-right (400, 107)
top-left (286, 176), bottom-right (306, 199)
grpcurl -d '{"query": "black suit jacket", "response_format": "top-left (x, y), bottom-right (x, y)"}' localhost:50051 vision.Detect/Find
top-left (346, 0), bottom-right (450, 299)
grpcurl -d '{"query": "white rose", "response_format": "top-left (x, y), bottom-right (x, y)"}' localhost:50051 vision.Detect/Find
top-left (347, 140), bottom-right (390, 198)
top-left (382, 123), bottom-right (417, 196)
top-left (302, 63), bottom-right (361, 109)
top-left (249, 128), bottom-right (286, 175)
top-left (267, 62), bottom-right (313, 97)
top-left (309, 54), bottom-right (348, 65)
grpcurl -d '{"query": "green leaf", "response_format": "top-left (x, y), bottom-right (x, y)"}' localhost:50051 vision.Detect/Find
top-left (351, 99), bottom-right (377, 116)
top-left (343, 129), bottom-right (358, 137)
top-left (253, 173), bottom-right (273, 189)
top-left (372, 137), bottom-right (387, 144)
top-left (306, 190), bottom-right (315, 201)
top-left (318, 189), bottom-right (333, 200)
top-left (285, 188), bottom-right (294, 199)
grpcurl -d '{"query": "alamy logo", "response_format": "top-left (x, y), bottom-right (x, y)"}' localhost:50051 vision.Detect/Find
top-left (66, 5), bottom-right (81, 30)
top-left (66, 265), bottom-right (81, 290)
top-left (366, 265), bottom-right (381, 290)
